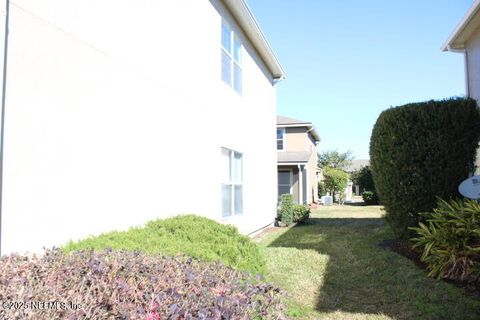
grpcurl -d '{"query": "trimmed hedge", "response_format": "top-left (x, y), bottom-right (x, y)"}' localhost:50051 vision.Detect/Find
top-left (278, 194), bottom-right (294, 225)
top-left (64, 215), bottom-right (265, 275)
top-left (292, 204), bottom-right (310, 223)
top-left (0, 249), bottom-right (286, 319)
top-left (370, 97), bottom-right (480, 238)
top-left (277, 194), bottom-right (310, 226)
top-left (362, 191), bottom-right (379, 205)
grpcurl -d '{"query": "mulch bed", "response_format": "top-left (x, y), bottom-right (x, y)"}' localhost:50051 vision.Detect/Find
top-left (380, 239), bottom-right (480, 299)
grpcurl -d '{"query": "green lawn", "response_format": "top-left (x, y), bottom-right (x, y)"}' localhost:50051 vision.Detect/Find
top-left (256, 205), bottom-right (480, 320)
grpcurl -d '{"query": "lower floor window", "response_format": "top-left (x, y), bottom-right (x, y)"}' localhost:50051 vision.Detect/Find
top-left (221, 148), bottom-right (243, 217)
top-left (278, 170), bottom-right (291, 200)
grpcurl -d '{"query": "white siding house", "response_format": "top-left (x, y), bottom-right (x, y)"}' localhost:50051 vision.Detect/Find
top-left (443, 0), bottom-right (480, 171)
top-left (443, 0), bottom-right (480, 103)
top-left (0, 0), bottom-right (285, 254)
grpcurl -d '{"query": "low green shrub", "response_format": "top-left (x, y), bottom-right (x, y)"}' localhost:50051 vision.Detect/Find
top-left (63, 215), bottom-right (265, 275)
top-left (278, 194), bottom-right (294, 225)
top-left (362, 191), bottom-right (379, 205)
top-left (292, 204), bottom-right (310, 223)
top-left (0, 249), bottom-right (286, 319)
top-left (410, 198), bottom-right (480, 283)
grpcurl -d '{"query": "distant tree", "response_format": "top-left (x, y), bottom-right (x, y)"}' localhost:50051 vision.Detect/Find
top-left (351, 166), bottom-right (379, 205)
top-left (318, 150), bottom-right (354, 170)
top-left (350, 166), bottom-right (375, 192)
top-left (323, 167), bottom-right (348, 203)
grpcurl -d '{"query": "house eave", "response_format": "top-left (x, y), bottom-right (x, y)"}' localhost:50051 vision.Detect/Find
top-left (223, 0), bottom-right (285, 80)
top-left (277, 123), bottom-right (321, 142)
top-left (442, 0), bottom-right (480, 52)
top-left (278, 162), bottom-right (309, 166)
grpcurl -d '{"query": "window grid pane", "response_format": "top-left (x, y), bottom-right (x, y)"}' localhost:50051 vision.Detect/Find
top-left (276, 129), bottom-right (284, 139)
top-left (221, 23), bottom-right (231, 52)
top-left (222, 184), bottom-right (232, 217)
top-left (234, 185), bottom-right (243, 215)
top-left (233, 64), bottom-right (242, 94)
top-left (277, 140), bottom-right (283, 150)
top-left (233, 36), bottom-right (241, 63)
top-left (221, 22), bottom-right (242, 94)
top-left (232, 152), bottom-right (242, 183)
top-left (221, 50), bottom-right (232, 85)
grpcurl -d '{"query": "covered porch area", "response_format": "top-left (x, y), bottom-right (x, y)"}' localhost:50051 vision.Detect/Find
top-left (278, 151), bottom-right (311, 204)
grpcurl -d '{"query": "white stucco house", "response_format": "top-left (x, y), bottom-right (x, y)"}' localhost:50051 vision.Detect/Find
top-left (443, 0), bottom-right (480, 103)
top-left (443, 0), bottom-right (480, 171)
top-left (0, 0), bottom-right (285, 254)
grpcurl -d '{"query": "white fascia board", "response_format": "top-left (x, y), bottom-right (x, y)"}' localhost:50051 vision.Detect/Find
top-left (223, 0), bottom-right (285, 80)
top-left (278, 162), bottom-right (308, 166)
top-left (277, 123), bottom-right (321, 142)
top-left (277, 123), bottom-right (311, 128)
top-left (442, 0), bottom-right (480, 52)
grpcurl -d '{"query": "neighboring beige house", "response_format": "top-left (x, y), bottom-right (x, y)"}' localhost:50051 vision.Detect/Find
top-left (277, 115), bottom-right (320, 204)
top-left (0, 0), bottom-right (285, 254)
top-left (443, 0), bottom-right (480, 171)
top-left (443, 0), bottom-right (480, 103)
top-left (345, 159), bottom-right (370, 200)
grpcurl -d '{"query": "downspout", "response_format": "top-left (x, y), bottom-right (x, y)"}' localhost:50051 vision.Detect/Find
top-left (464, 49), bottom-right (470, 98)
top-left (0, 0), bottom-right (9, 256)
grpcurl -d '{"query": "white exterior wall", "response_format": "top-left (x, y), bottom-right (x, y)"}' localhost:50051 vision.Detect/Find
top-left (466, 27), bottom-right (480, 103)
top-left (0, 0), bottom-right (278, 254)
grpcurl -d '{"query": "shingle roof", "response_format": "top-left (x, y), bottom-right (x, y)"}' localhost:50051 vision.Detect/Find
top-left (277, 115), bottom-right (321, 142)
top-left (345, 159), bottom-right (370, 172)
top-left (277, 151), bottom-right (311, 164)
top-left (277, 115), bottom-right (311, 126)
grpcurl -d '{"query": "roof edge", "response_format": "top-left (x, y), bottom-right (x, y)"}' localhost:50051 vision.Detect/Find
top-left (277, 123), bottom-right (321, 142)
top-left (442, 0), bottom-right (480, 52)
top-left (223, 0), bottom-right (285, 80)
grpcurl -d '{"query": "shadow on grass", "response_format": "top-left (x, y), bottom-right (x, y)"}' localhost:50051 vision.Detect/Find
top-left (267, 217), bottom-right (480, 320)
top-left (342, 201), bottom-right (367, 207)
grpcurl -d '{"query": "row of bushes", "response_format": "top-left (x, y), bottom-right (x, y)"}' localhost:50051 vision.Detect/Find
top-left (0, 249), bottom-right (286, 319)
top-left (362, 190), bottom-right (379, 205)
top-left (64, 215), bottom-right (266, 275)
top-left (0, 215), bottom-right (288, 318)
top-left (277, 194), bottom-right (310, 226)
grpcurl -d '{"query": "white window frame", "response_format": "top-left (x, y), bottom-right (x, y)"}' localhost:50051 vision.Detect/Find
top-left (221, 148), bottom-right (243, 218)
top-left (277, 128), bottom-right (286, 151)
top-left (221, 20), bottom-right (242, 95)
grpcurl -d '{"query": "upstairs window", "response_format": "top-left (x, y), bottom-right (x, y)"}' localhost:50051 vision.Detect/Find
top-left (221, 148), bottom-right (243, 217)
top-left (277, 128), bottom-right (285, 150)
top-left (221, 21), bottom-right (242, 94)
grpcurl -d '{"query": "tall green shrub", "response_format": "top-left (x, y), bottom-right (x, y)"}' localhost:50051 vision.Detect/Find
top-left (278, 194), bottom-right (294, 225)
top-left (318, 181), bottom-right (327, 197)
top-left (323, 167), bottom-right (348, 203)
top-left (351, 166), bottom-right (379, 205)
top-left (370, 97), bottom-right (480, 238)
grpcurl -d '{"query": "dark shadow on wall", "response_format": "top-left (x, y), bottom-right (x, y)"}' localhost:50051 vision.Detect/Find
top-left (267, 217), bottom-right (480, 320)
